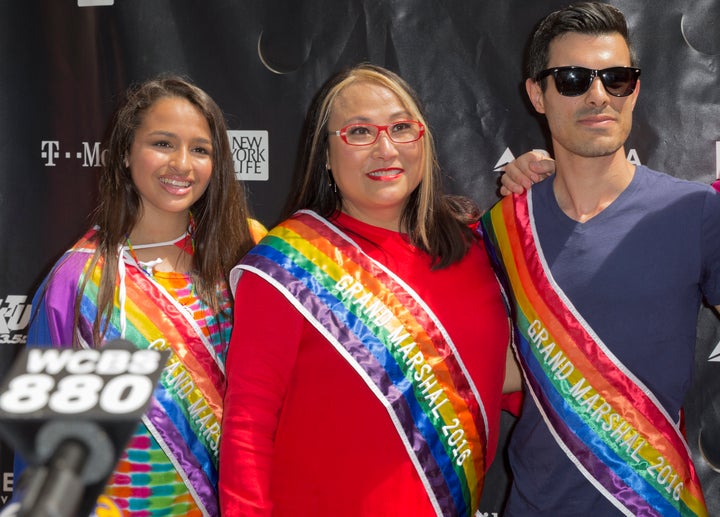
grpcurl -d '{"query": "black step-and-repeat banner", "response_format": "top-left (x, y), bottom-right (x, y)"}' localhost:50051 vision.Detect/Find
top-left (2, 1), bottom-right (719, 514)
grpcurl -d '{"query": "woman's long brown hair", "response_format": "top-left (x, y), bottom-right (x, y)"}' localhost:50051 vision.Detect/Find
top-left (76, 75), bottom-right (254, 346)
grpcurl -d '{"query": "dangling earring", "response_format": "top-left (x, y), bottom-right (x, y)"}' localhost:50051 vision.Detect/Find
top-left (327, 167), bottom-right (337, 194)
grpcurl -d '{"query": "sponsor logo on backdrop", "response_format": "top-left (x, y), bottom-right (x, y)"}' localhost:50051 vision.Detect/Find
top-left (41, 140), bottom-right (107, 168)
top-left (77, 0), bottom-right (114, 6)
top-left (1, 471), bottom-right (11, 506)
top-left (709, 341), bottom-right (720, 362)
top-left (493, 147), bottom-right (644, 170)
top-left (41, 132), bottom-right (270, 182)
top-left (494, 143), bottom-right (720, 177)
top-left (493, 148), bottom-right (548, 170)
top-left (228, 130), bottom-right (269, 181)
top-left (0, 296), bottom-right (29, 345)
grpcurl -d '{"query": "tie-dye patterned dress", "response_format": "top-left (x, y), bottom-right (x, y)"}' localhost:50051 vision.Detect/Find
top-left (27, 228), bottom-right (230, 517)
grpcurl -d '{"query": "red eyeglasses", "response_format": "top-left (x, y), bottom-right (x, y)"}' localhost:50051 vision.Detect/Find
top-left (330, 120), bottom-right (425, 146)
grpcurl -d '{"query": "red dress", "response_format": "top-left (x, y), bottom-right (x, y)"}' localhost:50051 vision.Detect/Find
top-left (219, 213), bottom-right (511, 516)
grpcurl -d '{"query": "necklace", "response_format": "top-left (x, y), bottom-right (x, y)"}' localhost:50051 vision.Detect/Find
top-left (124, 214), bottom-right (196, 270)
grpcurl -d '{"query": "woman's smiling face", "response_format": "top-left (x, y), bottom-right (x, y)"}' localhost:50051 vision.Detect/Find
top-left (127, 96), bottom-right (213, 221)
top-left (326, 81), bottom-right (424, 231)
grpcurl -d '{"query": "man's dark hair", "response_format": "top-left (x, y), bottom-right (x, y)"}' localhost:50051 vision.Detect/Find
top-left (526, 2), bottom-right (638, 84)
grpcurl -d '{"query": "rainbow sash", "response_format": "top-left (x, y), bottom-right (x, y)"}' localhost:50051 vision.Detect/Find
top-left (481, 194), bottom-right (708, 517)
top-left (41, 230), bottom-right (225, 516)
top-left (234, 210), bottom-right (488, 517)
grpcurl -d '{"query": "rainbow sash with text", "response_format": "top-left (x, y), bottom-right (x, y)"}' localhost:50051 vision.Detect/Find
top-left (70, 231), bottom-right (224, 516)
top-left (481, 194), bottom-right (708, 517)
top-left (236, 210), bottom-right (488, 517)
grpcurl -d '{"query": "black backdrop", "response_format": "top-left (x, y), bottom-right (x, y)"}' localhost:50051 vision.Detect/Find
top-left (1, 1), bottom-right (719, 514)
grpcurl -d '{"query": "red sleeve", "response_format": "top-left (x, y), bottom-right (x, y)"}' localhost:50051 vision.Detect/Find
top-left (501, 390), bottom-right (524, 417)
top-left (219, 271), bottom-right (303, 516)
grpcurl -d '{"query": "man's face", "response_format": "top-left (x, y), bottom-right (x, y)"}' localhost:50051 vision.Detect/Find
top-left (526, 32), bottom-right (639, 160)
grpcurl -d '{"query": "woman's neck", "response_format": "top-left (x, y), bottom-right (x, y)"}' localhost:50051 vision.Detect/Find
top-left (129, 211), bottom-right (190, 245)
top-left (340, 205), bottom-right (402, 233)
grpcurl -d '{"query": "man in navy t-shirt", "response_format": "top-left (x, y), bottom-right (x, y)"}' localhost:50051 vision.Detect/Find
top-left (483, 2), bottom-right (720, 516)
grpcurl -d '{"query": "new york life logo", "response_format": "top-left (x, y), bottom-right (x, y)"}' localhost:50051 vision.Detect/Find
top-left (228, 130), bottom-right (269, 181)
top-left (41, 131), bottom-right (270, 182)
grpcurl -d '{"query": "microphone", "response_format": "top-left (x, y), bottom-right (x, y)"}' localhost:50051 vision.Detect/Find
top-left (0, 339), bottom-right (169, 517)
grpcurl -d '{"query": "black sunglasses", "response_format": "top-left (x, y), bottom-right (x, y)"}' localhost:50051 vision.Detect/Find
top-left (535, 66), bottom-right (641, 97)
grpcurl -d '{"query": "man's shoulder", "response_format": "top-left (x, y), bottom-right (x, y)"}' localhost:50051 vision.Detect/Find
top-left (638, 165), bottom-right (715, 194)
top-left (634, 168), bottom-right (720, 235)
